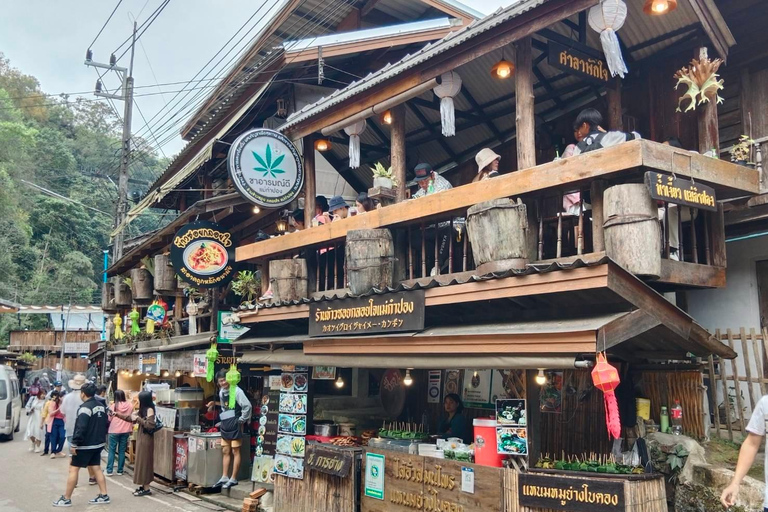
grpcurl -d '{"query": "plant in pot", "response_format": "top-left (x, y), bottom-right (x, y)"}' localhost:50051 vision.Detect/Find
top-left (231, 270), bottom-right (261, 310)
top-left (371, 162), bottom-right (398, 189)
top-left (730, 135), bottom-right (755, 167)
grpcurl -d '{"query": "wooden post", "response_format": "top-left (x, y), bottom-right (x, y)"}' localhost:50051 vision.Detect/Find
top-left (303, 135), bottom-right (316, 227)
top-left (515, 37), bottom-right (536, 170)
top-left (697, 47), bottom-right (720, 154)
top-left (590, 180), bottom-right (607, 252)
top-left (606, 78), bottom-right (623, 131)
top-left (391, 103), bottom-right (407, 202)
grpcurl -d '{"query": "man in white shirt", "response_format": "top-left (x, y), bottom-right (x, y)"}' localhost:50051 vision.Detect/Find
top-left (721, 396), bottom-right (768, 509)
top-left (411, 163), bottom-right (452, 199)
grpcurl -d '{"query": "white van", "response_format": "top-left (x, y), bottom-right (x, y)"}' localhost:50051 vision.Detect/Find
top-left (0, 365), bottom-right (22, 440)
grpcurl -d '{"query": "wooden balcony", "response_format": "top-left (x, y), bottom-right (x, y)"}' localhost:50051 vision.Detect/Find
top-left (236, 140), bottom-right (759, 294)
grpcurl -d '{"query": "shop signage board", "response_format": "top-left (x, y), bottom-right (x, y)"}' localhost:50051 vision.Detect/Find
top-left (262, 386), bottom-right (281, 457)
top-left (309, 290), bottom-right (425, 337)
top-left (138, 353), bottom-right (161, 375)
top-left (462, 369), bottom-right (510, 409)
top-left (305, 444), bottom-right (355, 478)
top-left (644, 171), bottom-right (717, 211)
top-left (171, 221), bottom-right (237, 288)
top-left (548, 41), bottom-right (610, 84)
top-left (192, 354), bottom-right (207, 378)
top-left (228, 128), bottom-right (304, 208)
top-left (361, 450), bottom-right (502, 512)
top-left (364, 452), bottom-right (386, 500)
top-left (64, 342), bottom-right (91, 354)
top-left (311, 366), bottom-right (336, 380)
top-left (217, 311), bottom-right (250, 344)
top-left (518, 473), bottom-right (625, 511)
top-left (427, 370), bottom-right (442, 404)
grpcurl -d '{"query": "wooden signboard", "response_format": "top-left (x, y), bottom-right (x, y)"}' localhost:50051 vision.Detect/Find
top-left (518, 473), bottom-right (625, 511)
top-left (262, 386), bottom-right (281, 456)
top-left (548, 41), bottom-right (610, 84)
top-left (309, 290), bottom-right (425, 337)
top-left (361, 449), bottom-right (502, 512)
top-left (644, 171), bottom-right (717, 211)
top-left (305, 444), bottom-right (355, 478)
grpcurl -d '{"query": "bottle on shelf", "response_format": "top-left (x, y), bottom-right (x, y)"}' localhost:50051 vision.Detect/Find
top-left (671, 400), bottom-right (683, 435)
top-left (660, 406), bottom-right (669, 434)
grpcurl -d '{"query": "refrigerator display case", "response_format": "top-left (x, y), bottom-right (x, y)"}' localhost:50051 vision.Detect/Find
top-left (187, 432), bottom-right (251, 487)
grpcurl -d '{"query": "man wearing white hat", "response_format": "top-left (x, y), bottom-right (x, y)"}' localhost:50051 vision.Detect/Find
top-left (473, 148), bottom-right (501, 183)
top-left (61, 375), bottom-right (98, 485)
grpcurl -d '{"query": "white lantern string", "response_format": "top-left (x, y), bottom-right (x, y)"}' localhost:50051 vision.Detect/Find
top-left (433, 71), bottom-right (463, 137)
top-left (588, 0), bottom-right (628, 79)
top-left (344, 120), bottom-right (367, 169)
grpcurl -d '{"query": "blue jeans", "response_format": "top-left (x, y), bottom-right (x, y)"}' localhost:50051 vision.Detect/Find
top-left (106, 433), bottom-right (129, 474)
top-left (43, 431), bottom-right (51, 454)
top-left (50, 419), bottom-right (65, 454)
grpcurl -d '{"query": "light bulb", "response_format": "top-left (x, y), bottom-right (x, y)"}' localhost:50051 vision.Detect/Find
top-left (652, 0), bottom-right (668, 12)
top-left (162, 370), bottom-right (169, 377)
top-left (381, 110), bottom-right (393, 125)
top-left (497, 65), bottom-right (511, 78)
top-left (314, 139), bottom-right (331, 152)
top-left (335, 376), bottom-right (344, 388)
top-left (491, 60), bottom-right (514, 79)
top-left (145, 372), bottom-right (150, 377)
top-left (535, 369), bottom-right (547, 386)
top-left (403, 369), bottom-right (413, 387)
top-left (175, 370), bottom-right (182, 377)
top-left (252, 205), bottom-right (260, 214)
top-left (134, 370), bottom-right (140, 375)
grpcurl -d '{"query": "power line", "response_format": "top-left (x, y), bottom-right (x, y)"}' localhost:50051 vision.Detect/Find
top-left (88, 0), bottom-right (124, 50)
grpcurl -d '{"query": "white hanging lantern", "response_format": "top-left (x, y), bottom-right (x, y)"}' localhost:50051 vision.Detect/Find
top-left (344, 120), bottom-right (367, 169)
top-left (588, 0), bottom-right (628, 79)
top-left (433, 71), bottom-right (462, 137)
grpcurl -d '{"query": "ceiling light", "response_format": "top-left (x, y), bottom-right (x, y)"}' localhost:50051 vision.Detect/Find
top-left (403, 369), bottom-right (413, 387)
top-left (162, 370), bottom-right (169, 377)
top-left (644, 0), bottom-right (677, 15)
top-left (535, 369), bottom-right (547, 386)
top-left (380, 110), bottom-right (393, 125)
top-left (175, 370), bottom-right (182, 377)
top-left (335, 375), bottom-right (344, 388)
top-left (491, 59), bottom-right (514, 79)
top-left (252, 205), bottom-right (260, 214)
top-left (314, 139), bottom-right (331, 152)
top-left (276, 220), bottom-right (286, 232)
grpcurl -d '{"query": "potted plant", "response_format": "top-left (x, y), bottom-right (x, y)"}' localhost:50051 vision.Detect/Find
top-left (371, 162), bottom-right (398, 189)
top-left (231, 270), bottom-right (261, 310)
top-left (731, 135), bottom-right (755, 167)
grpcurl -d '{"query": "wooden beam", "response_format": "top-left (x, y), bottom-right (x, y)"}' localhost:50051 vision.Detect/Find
top-left (407, 102), bottom-right (458, 163)
top-left (657, 261), bottom-right (726, 288)
top-left (606, 78), bottom-right (622, 131)
top-left (461, 88), bottom-right (504, 144)
top-left (697, 47), bottom-right (720, 153)
top-left (390, 103), bottom-right (407, 202)
top-left (515, 37), bottom-right (536, 170)
top-left (303, 135), bottom-right (316, 227)
top-left (417, 0), bottom-right (476, 24)
top-left (360, 0), bottom-right (382, 17)
top-left (599, 309), bottom-right (661, 351)
top-left (686, 0), bottom-right (735, 60)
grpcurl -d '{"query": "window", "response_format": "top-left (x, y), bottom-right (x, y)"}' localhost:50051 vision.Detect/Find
top-left (11, 380), bottom-right (18, 398)
top-left (0, 381), bottom-right (7, 400)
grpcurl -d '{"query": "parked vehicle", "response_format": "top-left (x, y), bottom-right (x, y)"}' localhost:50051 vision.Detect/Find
top-left (0, 365), bottom-right (22, 440)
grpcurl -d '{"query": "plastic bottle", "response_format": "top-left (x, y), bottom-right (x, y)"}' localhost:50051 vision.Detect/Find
top-left (659, 406), bottom-right (669, 434)
top-left (421, 410), bottom-right (429, 434)
top-left (671, 400), bottom-right (683, 435)
top-left (427, 179), bottom-right (435, 195)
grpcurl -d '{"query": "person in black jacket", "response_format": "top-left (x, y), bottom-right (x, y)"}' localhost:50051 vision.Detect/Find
top-left (52, 383), bottom-right (110, 507)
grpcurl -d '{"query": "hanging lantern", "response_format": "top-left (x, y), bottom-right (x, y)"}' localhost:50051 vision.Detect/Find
top-left (380, 110), bottom-right (393, 125)
top-left (591, 352), bottom-right (622, 440)
top-left (344, 120), bottom-right (367, 169)
top-left (491, 60), bottom-right (514, 79)
top-left (643, 0), bottom-right (676, 15)
top-left (433, 71), bottom-right (462, 137)
top-left (588, 0), bottom-right (628, 79)
top-left (314, 138), bottom-right (331, 152)
top-left (226, 363), bottom-right (241, 409)
top-left (205, 342), bottom-right (218, 383)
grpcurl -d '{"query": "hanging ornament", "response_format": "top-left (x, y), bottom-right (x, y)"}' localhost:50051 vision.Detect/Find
top-left (588, 0), bottom-right (628, 79)
top-left (226, 363), bottom-right (242, 409)
top-left (128, 307), bottom-right (140, 336)
top-left (113, 314), bottom-right (124, 340)
top-left (156, 297), bottom-right (170, 327)
top-left (186, 300), bottom-right (199, 336)
top-left (591, 352), bottom-right (622, 440)
top-left (146, 301), bottom-right (166, 336)
top-left (433, 71), bottom-right (462, 137)
top-left (344, 120), bottom-right (367, 169)
top-left (205, 342), bottom-right (219, 383)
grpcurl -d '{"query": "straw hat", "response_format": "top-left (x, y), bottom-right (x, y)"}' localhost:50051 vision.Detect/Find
top-left (68, 374), bottom-right (87, 390)
top-left (475, 148), bottom-right (501, 173)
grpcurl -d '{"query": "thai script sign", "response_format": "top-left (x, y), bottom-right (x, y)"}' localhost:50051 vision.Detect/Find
top-left (548, 41), bottom-right (610, 84)
top-left (171, 221), bottom-right (237, 288)
top-left (309, 291), bottom-right (425, 337)
top-left (518, 473), bottom-right (625, 511)
top-left (305, 444), bottom-right (355, 477)
top-left (644, 171), bottom-right (717, 211)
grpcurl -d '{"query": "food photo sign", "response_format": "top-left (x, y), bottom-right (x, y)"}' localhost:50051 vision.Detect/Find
top-left (496, 398), bottom-right (528, 456)
top-left (171, 221), bottom-right (237, 288)
top-left (275, 368), bottom-right (309, 479)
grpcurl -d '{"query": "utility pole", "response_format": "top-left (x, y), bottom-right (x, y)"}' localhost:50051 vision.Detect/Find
top-left (85, 21), bottom-right (137, 261)
top-left (56, 299), bottom-right (72, 383)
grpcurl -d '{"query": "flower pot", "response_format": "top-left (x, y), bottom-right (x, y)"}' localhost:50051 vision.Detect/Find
top-left (373, 176), bottom-right (393, 189)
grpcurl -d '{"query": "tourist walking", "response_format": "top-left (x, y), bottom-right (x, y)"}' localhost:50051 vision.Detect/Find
top-left (106, 390), bottom-right (133, 476)
top-left (52, 383), bottom-right (110, 507)
top-left (47, 391), bottom-right (67, 458)
top-left (116, 390), bottom-right (156, 496)
top-left (24, 388), bottom-right (46, 452)
top-left (61, 374), bottom-right (86, 455)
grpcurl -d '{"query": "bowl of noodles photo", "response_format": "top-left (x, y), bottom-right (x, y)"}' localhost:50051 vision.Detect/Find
top-left (183, 240), bottom-right (228, 275)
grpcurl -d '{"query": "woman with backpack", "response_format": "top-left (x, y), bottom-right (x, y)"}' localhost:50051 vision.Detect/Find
top-left (115, 391), bottom-right (156, 496)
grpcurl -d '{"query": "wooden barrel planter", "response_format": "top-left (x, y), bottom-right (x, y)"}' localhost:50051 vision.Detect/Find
top-left (130, 268), bottom-right (154, 301)
top-left (153, 254), bottom-right (177, 293)
top-left (269, 259), bottom-right (308, 303)
top-left (101, 282), bottom-right (116, 312)
top-left (467, 198), bottom-right (529, 274)
top-left (345, 229), bottom-right (394, 295)
top-left (604, 184), bottom-right (661, 278)
top-left (113, 276), bottom-right (132, 306)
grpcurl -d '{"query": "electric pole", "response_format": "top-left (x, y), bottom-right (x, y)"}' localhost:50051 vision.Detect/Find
top-left (85, 21), bottom-right (137, 261)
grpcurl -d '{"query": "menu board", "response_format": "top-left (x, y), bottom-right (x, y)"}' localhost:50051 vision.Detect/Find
top-left (275, 367), bottom-right (308, 480)
top-left (261, 386), bottom-right (280, 457)
top-left (495, 398), bottom-right (528, 456)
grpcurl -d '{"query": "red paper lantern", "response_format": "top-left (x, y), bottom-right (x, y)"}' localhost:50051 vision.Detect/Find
top-left (591, 353), bottom-right (622, 440)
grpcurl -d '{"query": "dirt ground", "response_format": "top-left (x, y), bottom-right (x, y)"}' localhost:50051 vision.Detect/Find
top-left (705, 437), bottom-right (764, 481)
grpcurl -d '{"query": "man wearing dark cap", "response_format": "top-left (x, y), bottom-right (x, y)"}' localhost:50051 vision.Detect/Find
top-left (327, 196), bottom-right (350, 221)
top-left (412, 163), bottom-right (452, 199)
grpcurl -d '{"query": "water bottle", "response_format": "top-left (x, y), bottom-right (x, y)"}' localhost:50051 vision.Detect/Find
top-left (671, 400), bottom-right (683, 435)
top-left (427, 180), bottom-right (435, 195)
top-left (659, 406), bottom-right (669, 434)
top-left (421, 410), bottom-right (429, 434)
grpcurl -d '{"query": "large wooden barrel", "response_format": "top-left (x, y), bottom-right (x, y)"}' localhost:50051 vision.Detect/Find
top-left (345, 229), bottom-right (394, 295)
top-left (154, 254), bottom-right (177, 293)
top-left (130, 268), bottom-right (154, 301)
top-left (269, 259), bottom-right (308, 303)
top-left (467, 198), bottom-right (529, 274)
top-left (113, 276), bottom-right (132, 306)
top-left (101, 282), bottom-right (116, 312)
top-left (604, 183), bottom-right (661, 278)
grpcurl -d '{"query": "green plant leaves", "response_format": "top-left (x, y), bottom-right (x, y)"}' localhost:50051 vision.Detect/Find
top-left (252, 144), bottom-right (286, 178)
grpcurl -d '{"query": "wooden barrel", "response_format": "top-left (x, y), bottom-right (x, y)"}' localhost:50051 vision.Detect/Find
top-left (130, 268), bottom-right (154, 301)
top-left (467, 198), bottom-right (529, 274)
top-left (113, 276), bottom-right (132, 306)
top-left (101, 282), bottom-right (116, 312)
top-left (269, 259), bottom-right (308, 303)
top-left (603, 183), bottom-right (661, 278)
top-left (154, 254), bottom-right (177, 293)
top-left (345, 229), bottom-right (394, 295)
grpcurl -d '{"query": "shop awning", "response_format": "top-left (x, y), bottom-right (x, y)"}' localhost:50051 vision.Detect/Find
top-left (110, 331), bottom-right (215, 355)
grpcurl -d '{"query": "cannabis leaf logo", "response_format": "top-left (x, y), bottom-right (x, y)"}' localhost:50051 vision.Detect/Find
top-left (253, 143), bottom-right (285, 178)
